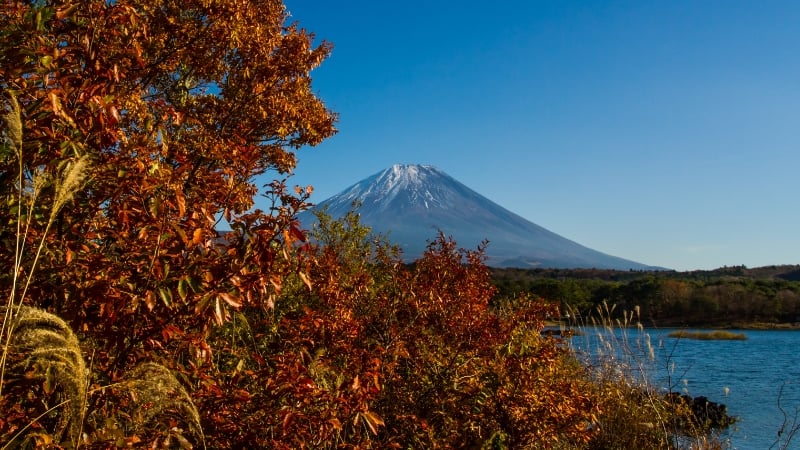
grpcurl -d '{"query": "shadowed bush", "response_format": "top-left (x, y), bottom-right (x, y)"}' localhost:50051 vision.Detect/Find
top-left (87, 362), bottom-right (205, 448)
top-left (1, 306), bottom-right (205, 448)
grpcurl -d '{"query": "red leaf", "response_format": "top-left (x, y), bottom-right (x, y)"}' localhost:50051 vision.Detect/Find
top-left (289, 222), bottom-right (306, 242)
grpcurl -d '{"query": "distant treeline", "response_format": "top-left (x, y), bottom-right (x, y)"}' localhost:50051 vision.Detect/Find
top-left (490, 265), bottom-right (800, 327)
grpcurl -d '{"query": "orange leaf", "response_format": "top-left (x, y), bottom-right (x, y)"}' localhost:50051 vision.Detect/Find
top-left (145, 290), bottom-right (156, 311)
top-left (49, 92), bottom-right (62, 115)
top-left (56, 4), bottom-right (79, 20)
top-left (108, 105), bottom-right (120, 126)
top-left (219, 292), bottom-right (241, 308)
top-left (289, 223), bottom-right (306, 242)
top-left (298, 271), bottom-right (312, 290)
top-left (360, 411), bottom-right (384, 435)
top-left (192, 228), bottom-right (204, 245)
top-left (213, 298), bottom-right (224, 325)
top-left (282, 411), bottom-right (294, 430)
top-left (175, 189), bottom-right (186, 217)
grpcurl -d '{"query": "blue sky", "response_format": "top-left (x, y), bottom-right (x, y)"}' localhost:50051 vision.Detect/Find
top-left (261, 0), bottom-right (800, 271)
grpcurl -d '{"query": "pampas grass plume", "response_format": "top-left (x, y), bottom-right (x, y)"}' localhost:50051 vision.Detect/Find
top-left (5, 306), bottom-right (88, 446)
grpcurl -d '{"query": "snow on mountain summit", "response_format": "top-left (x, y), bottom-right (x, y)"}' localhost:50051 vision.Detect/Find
top-left (325, 164), bottom-right (456, 212)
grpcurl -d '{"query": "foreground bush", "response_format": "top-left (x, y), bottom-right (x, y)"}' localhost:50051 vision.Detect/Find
top-left (2, 0), bottom-right (333, 446)
top-left (198, 209), bottom-right (604, 448)
top-left (2, 205), bottom-right (736, 448)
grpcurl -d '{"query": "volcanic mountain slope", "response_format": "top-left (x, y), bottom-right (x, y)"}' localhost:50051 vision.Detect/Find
top-left (300, 164), bottom-right (661, 270)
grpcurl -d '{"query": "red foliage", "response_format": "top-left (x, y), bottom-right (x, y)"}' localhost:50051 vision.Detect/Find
top-left (1, 2), bottom-right (602, 447)
top-left (1, 0), bottom-right (334, 446)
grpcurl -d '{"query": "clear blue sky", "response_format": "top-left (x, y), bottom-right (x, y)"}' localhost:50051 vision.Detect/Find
top-left (261, 0), bottom-right (800, 272)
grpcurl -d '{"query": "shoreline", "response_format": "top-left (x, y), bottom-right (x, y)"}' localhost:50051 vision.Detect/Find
top-left (544, 320), bottom-right (800, 331)
top-left (648, 321), bottom-right (800, 331)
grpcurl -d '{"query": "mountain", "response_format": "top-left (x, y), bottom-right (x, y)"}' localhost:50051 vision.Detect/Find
top-left (300, 164), bottom-right (662, 270)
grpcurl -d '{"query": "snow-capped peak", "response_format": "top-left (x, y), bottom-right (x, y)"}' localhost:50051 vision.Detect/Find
top-left (377, 163), bottom-right (435, 191)
top-left (327, 164), bottom-right (449, 211)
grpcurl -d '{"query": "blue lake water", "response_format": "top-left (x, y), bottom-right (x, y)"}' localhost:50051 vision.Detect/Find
top-left (570, 328), bottom-right (800, 450)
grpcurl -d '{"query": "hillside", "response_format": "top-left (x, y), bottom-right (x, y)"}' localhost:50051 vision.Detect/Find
top-left (491, 265), bottom-right (800, 327)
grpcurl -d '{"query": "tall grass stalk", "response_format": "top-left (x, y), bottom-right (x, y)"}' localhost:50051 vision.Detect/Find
top-left (1, 91), bottom-right (91, 448)
top-left (1, 91), bottom-right (90, 398)
top-left (3, 91), bottom-right (24, 287)
top-left (1, 91), bottom-right (204, 448)
top-left (1, 91), bottom-right (26, 396)
top-left (772, 382), bottom-right (800, 450)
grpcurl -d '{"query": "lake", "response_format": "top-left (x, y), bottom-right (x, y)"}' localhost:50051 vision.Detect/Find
top-left (570, 327), bottom-right (800, 450)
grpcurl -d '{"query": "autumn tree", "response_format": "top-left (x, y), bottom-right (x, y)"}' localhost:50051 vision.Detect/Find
top-left (1, 0), bottom-right (334, 445)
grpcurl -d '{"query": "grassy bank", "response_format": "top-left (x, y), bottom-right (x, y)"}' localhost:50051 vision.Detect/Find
top-left (667, 330), bottom-right (748, 340)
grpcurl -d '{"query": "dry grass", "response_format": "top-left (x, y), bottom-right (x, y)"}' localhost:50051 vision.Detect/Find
top-left (2, 89), bottom-right (22, 159)
top-left (568, 302), bottom-right (730, 449)
top-left (123, 362), bottom-right (203, 444)
top-left (1, 305), bottom-right (206, 448)
top-left (2, 90), bottom-right (204, 448)
top-left (2, 91), bottom-right (91, 447)
top-left (0, 92), bottom-right (88, 448)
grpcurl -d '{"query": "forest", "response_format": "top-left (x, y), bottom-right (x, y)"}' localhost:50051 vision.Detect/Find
top-left (0, 1), bottom-right (773, 448)
top-left (491, 265), bottom-right (800, 327)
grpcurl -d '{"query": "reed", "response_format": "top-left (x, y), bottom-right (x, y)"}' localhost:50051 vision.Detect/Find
top-left (2, 90), bottom-right (203, 448)
top-left (567, 302), bottom-right (730, 449)
top-left (667, 330), bottom-right (747, 341)
top-left (1, 91), bottom-right (93, 447)
top-left (1, 91), bottom-right (90, 398)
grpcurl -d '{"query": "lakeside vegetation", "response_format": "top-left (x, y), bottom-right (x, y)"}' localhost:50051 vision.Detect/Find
top-left (667, 330), bottom-right (748, 340)
top-left (491, 266), bottom-right (800, 328)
